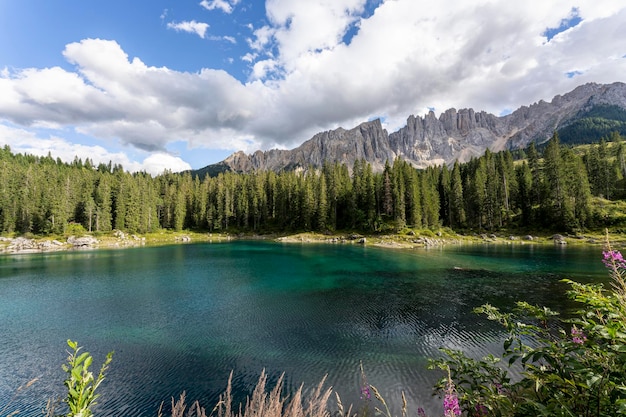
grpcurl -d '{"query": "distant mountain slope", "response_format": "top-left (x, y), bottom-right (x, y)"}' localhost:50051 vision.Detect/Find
top-left (194, 82), bottom-right (626, 176)
top-left (556, 104), bottom-right (626, 145)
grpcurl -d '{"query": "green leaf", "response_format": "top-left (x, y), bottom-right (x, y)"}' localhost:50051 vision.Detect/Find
top-left (75, 352), bottom-right (90, 366)
top-left (585, 374), bottom-right (602, 387)
top-left (503, 338), bottom-right (513, 351)
top-left (71, 366), bottom-right (82, 380)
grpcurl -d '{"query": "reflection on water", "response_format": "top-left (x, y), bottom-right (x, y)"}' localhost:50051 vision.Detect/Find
top-left (0, 242), bottom-right (606, 416)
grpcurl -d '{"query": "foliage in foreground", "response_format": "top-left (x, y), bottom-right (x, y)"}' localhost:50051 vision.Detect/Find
top-left (429, 232), bottom-right (626, 416)
top-left (155, 370), bottom-right (334, 417)
top-left (45, 340), bottom-right (114, 417)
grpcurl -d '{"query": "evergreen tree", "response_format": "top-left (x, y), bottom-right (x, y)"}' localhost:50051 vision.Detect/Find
top-left (403, 162), bottom-right (421, 228)
top-left (542, 132), bottom-right (574, 229)
top-left (515, 162), bottom-right (533, 227)
top-left (94, 175), bottom-right (113, 232)
top-left (391, 159), bottom-right (406, 229)
top-left (497, 151), bottom-right (517, 225)
top-left (382, 161), bottom-right (393, 218)
top-left (438, 164), bottom-right (451, 226)
top-left (315, 173), bottom-right (329, 231)
top-left (527, 142), bottom-right (543, 212)
top-left (449, 161), bottom-right (465, 228)
top-left (420, 167), bottom-right (440, 228)
top-left (483, 149), bottom-right (499, 230)
top-left (562, 147), bottom-right (592, 230)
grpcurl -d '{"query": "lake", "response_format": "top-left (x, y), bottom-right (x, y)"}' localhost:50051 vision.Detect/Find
top-left (0, 241), bottom-right (609, 416)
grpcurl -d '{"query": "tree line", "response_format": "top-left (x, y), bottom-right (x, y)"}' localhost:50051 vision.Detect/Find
top-left (1, 132), bottom-right (625, 236)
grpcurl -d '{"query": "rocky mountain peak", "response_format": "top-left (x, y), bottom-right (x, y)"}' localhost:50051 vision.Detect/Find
top-left (200, 82), bottom-right (626, 175)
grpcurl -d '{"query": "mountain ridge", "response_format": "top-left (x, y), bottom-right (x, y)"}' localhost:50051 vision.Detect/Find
top-left (196, 81), bottom-right (626, 176)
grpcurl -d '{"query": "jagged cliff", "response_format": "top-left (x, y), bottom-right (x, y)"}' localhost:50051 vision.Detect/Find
top-left (199, 82), bottom-right (626, 174)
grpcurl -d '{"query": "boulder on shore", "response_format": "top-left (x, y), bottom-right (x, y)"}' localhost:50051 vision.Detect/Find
top-left (67, 236), bottom-right (99, 247)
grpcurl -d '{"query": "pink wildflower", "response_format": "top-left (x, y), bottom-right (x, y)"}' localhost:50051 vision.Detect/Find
top-left (359, 362), bottom-right (370, 400)
top-left (444, 376), bottom-right (461, 416)
top-left (494, 382), bottom-right (504, 394)
top-left (602, 250), bottom-right (626, 270)
top-left (360, 384), bottom-right (371, 400)
top-left (571, 326), bottom-right (587, 345)
top-left (417, 407), bottom-right (427, 417)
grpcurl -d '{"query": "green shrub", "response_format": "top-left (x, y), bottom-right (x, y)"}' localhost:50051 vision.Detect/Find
top-left (65, 223), bottom-right (87, 237)
top-left (430, 231), bottom-right (626, 416)
top-left (57, 340), bottom-right (113, 417)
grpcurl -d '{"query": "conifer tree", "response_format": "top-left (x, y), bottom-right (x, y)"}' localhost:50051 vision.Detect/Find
top-left (542, 132), bottom-right (573, 229)
top-left (420, 167), bottom-right (440, 228)
top-left (449, 161), bottom-right (465, 228)
top-left (526, 142), bottom-right (543, 212)
top-left (403, 162), bottom-right (421, 228)
top-left (382, 161), bottom-right (393, 218)
top-left (438, 164), bottom-right (451, 226)
top-left (562, 147), bottom-right (592, 230)
top-left (94, 175), bottom-right (113, 232)
top-left (392, 159), bottom-right (406, 229)
top-left (515, 162), bottom-right (533, 227)
top-left (316, 173), bottom-right (329, 231)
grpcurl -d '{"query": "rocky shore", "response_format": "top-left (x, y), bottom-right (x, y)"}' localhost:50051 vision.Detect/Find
top-left (0, 235), bottom-right (101, 253)
top-left (273, 231), bottom-right (606, 249)
top-left (0, 229), bottom-right (611, 255)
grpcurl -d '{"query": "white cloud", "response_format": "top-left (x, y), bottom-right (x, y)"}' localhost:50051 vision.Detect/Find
top-left (264, 0), bottom-right (367, 64)
top-left (0, 1), bottom-right (625, 172)
top-left (167, 20), bottom-right (209, 38)
top-left (241, 52), bottom-right (256, 63)
top-left (247, 25), bottom-right (276, 53)
top-left (199, 0), bottom-right (239, 14)
top-left (141, 153), bottom-right (192, 175)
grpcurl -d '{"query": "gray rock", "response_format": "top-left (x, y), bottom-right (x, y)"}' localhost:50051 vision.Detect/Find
top-left (7, 237), bottom-right (38, 252)
top-left (199, 82), bottom-right (626, 175)
top-left (67, 236), bottom-right (98, 247)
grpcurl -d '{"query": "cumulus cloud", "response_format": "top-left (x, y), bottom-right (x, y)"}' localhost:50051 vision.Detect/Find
top-left (167, 20), bottom-right (210, 38)
top-left (141, 153), bottom-right (193, 175)
top-left (200, 0), bottom-right (239, 14)
top-left (0, 0), bottom-right (625, 171)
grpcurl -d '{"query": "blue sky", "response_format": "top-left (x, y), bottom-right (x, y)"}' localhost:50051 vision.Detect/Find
top-left (0, 1), bottom-right (625, 174)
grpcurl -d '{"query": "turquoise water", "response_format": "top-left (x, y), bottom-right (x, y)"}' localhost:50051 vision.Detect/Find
top-left (0, 242), bottom-right (607, 416)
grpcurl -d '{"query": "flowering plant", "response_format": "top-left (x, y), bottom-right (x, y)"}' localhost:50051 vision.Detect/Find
top-left (430, 231), bottom-right (626, 416)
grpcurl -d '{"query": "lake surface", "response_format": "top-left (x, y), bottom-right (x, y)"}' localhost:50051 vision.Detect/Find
top-left (0, 241), bottom-right (609, 416)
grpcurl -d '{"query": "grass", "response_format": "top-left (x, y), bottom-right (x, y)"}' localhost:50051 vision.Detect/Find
top-left (158, 371), bottom-right (335, 417)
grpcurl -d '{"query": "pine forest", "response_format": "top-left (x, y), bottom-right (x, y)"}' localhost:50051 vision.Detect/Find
top-left (2, 132), bottom-right (626, 237)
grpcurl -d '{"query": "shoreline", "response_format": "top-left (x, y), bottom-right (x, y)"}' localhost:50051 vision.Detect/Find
top-left (0, 228), bottom-right (617, 255)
